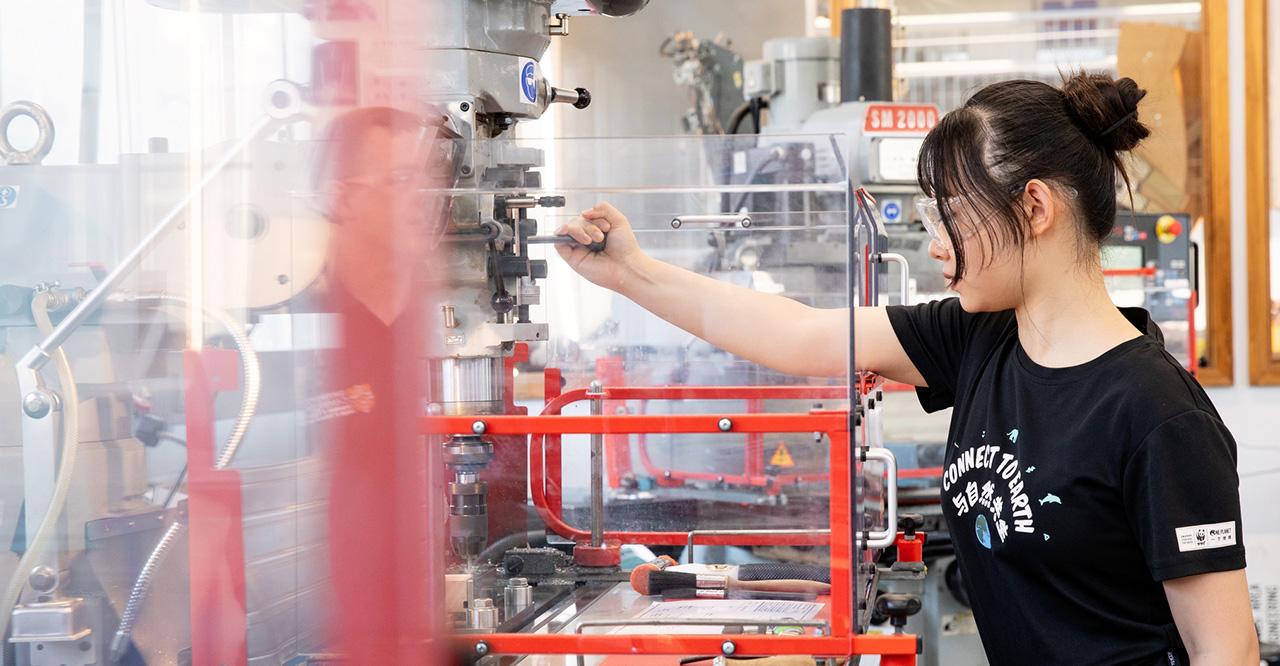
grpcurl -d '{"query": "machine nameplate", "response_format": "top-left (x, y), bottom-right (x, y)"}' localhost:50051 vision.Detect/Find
top-left (864, 104), bottom-right (940, 133)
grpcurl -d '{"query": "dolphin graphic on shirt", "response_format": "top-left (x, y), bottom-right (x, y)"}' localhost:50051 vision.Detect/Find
top-left (1007, 429), bottom-right (1019, 443)
top-left (1038, 493), bottom-right (1062, 506)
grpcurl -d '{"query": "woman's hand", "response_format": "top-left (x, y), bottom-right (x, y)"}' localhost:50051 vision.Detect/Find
top-left (554, 202), bottom-right (646, 292)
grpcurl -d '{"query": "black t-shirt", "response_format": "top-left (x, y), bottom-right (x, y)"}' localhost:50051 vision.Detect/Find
top-left (886, 298), bottom-right (1246, 666)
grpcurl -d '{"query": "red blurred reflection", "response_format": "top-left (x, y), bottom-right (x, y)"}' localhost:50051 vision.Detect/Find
top-left (311, 2), bottom-right (448, 661)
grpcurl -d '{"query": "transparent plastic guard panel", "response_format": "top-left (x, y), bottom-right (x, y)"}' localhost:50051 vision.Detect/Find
top-left (1, 136), bottom-right (331, 663)
top-left (440, 132), bottom-right (888, 648)
top-left (895, 224), bottom-right (1197, 370)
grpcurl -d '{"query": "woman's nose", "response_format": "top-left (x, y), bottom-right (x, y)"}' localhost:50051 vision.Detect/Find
top-left (928, 238), bottom-right (950, 261)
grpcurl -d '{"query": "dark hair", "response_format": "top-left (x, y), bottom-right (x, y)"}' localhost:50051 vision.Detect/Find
top-left (916, 72), bottom-right (1150, 281)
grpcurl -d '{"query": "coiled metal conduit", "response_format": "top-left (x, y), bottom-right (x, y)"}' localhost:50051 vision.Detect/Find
top-left (109, 294), bottom-right (260, 663)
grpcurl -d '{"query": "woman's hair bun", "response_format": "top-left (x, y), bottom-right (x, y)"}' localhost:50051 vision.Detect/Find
top-left (1061, 71), bottom-right (1150, 153)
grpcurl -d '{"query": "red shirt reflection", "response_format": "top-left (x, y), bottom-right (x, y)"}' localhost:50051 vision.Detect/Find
top-left (315, 106), bottom-right (446, 663)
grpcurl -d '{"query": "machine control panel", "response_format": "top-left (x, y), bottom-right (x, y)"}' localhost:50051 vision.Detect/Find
top-left (1103, 212), bottom-right (1193, 288)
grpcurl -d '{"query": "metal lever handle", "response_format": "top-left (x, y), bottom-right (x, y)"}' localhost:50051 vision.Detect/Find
top-left (874, 252), bottom-right (910, 306)
top-left (527, 233), bottom-right (607, 253)
top-left (670, 214), bottom-right (752, 229)
top-left (550, 86), bottom-right (591, 109)
top-left (502, 195), bottom-right (566, 209)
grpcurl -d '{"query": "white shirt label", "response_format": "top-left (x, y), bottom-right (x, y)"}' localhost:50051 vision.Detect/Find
top-left (1175, 521), bottom-right (1236, 552)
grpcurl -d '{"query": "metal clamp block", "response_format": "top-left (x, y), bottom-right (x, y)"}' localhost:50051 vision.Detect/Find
top-left (8, 597), bottom-right (92, 643)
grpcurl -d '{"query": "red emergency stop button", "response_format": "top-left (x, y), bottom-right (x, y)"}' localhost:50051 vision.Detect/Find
top-left (1156, 215), bottom-right (1183, 244)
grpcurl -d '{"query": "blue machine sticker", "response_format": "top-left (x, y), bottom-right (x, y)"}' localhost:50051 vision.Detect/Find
top-left (881, 200), bottom-right (901, 222)
top-left (0, 185), bottom-right (18, 209)
top-left (519, 58), bottom-right (537, 105)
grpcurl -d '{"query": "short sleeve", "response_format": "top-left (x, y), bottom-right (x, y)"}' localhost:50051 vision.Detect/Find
top-left (885, 298), bottom-right (982, 412)
top-left (1122, 410), bottom-right (1247, 581)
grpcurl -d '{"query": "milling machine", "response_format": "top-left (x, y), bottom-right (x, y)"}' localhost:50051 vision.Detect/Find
top-left (423, 0), bottom-right (649, 568)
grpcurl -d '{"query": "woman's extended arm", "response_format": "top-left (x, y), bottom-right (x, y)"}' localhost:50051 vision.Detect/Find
top-left (555, 202), bottom-right (926, 384)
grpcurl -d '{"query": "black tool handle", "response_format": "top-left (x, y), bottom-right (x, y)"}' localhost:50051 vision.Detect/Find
top-left (526, 233), bottom-right (607, 253)
top-left (737, 563), bottom-right (831, 584)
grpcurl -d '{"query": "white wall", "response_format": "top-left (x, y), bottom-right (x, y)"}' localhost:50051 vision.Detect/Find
top-left (544, 0), bottom-right (807, 138)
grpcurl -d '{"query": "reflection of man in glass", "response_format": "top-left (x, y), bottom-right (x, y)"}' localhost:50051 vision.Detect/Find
top-left (315, 107), bottom-right (431, 324)
top-left (313, 106), bottom-right (444, 662)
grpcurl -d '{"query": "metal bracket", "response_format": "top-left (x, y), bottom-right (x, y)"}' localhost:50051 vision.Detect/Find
top-left (8, 595), bottom-right (103, 666)
top-left (548, 13), bottom-right (569, 36)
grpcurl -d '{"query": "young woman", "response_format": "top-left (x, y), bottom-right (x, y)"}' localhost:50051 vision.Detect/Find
top-left (553, 73), bottom-right (1258, 664)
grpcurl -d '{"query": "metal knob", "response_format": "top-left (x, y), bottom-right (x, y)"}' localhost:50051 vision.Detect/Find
top-left (28, 565), bottom-right (57, 594)
top-left (22, 390), bottom-right (56, 419)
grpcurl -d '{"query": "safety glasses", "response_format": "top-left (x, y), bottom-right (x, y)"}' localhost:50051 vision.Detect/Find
top-left (915, 186), bottom-right (1078, 249)
top-left (915, 196), bottom-right (956, 249)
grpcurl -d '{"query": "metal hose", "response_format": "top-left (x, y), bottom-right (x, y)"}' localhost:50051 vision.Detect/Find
top-left (107, 520), bottom-right (184, 662)
top-left (108, 294), bottom-right (260, 662)
top-left (131, 294), bottom-right (261, 470)
top-left (0, 292), bottom-right (83, 666)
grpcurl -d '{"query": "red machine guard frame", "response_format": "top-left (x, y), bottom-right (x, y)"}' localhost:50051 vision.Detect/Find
top-left (423, 397), bottom-right (919, 663)
top-left (550, 383), bottom-right (848, 495)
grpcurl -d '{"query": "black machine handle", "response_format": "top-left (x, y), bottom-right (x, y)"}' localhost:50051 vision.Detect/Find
top-left (897, 512), bottom-right (924, 538)
top-left (526, 233), bottom-right (607, 253)
top-left (874, 592), bottom-right (923, 633)
top-left (736, 563), bottom-right (830, 584)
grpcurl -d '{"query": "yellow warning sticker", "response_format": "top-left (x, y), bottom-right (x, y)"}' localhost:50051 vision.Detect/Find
top-left (769, 443), bottom-right (795, 468)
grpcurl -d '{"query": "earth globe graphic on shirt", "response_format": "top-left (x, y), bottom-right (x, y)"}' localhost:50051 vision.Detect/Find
top-left (975, 513), bottom-right (993, 549)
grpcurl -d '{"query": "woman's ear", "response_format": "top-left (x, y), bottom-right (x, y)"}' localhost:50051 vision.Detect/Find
top-left (1023, 179), bottom-right (1057, 239)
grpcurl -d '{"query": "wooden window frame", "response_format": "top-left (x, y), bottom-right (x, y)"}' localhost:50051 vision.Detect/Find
top-left (1200, 1), bottom-right (1235, 386)
top-left (1245, 0), bottom-right (1280, 383)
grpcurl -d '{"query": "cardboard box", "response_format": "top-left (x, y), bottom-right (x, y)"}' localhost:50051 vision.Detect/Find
top-left (1116, 21), bottom-right (1203, 218)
